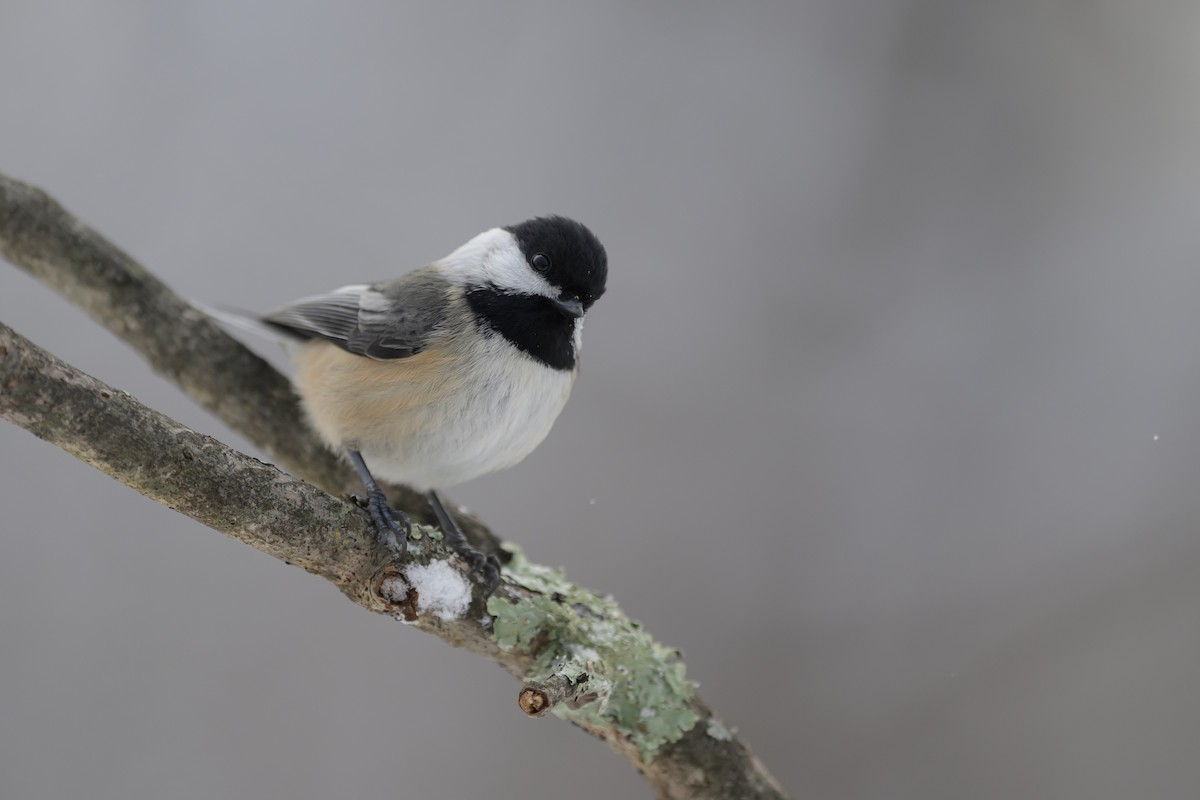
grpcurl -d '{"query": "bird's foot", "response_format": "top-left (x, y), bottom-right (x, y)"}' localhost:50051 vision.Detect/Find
top-left (455, 545), bottom-right (502, 597)
top-left (355, 488), bottom-right (410, 555)
top-left (425, 490), bottom-right (502, 597)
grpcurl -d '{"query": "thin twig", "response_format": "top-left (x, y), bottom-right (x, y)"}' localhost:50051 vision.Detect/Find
top-left (520, 672), bottom-right (600, 716)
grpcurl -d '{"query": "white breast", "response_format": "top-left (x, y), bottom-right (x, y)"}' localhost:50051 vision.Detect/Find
top-left (360, 333), bottom-right (577, 490)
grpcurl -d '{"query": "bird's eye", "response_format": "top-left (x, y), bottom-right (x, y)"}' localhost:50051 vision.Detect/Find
top-left (531, 253), bottom-right (552, 273)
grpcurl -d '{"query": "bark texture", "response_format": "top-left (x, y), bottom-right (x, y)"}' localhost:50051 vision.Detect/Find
top-left (0, 172), bottom-right (499, 553)
top-left (0, 171), bottom-right (788, 800)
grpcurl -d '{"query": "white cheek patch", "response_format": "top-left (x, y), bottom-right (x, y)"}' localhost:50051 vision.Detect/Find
top-left (483, 230), bottom-right (559, 297)
top-left (438, 227), bottom-right (556, 298)
top-left (435, 229), bottom-right (502, 284)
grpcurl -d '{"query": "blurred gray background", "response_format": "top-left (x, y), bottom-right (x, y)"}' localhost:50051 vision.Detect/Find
top-left (2, 2), bottom-right (1200, 798)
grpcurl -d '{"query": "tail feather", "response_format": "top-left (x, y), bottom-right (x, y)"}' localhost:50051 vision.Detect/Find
top-left (193, 301), bottom-right (303, 343)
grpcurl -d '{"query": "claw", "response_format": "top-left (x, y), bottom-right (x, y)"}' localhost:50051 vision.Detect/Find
top-left (361, 488), bottom-right (410, 555)
top-left (424, 489), bottom-right (501, 597)
top-left (465, 551), bottom-right (502, 596)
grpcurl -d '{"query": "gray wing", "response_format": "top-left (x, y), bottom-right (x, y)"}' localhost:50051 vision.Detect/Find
top-left (262, 269), bottom-right (451, 360)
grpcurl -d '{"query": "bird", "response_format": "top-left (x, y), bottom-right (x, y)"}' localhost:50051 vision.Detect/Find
top-left (208, 216), bottom-right (607, 591)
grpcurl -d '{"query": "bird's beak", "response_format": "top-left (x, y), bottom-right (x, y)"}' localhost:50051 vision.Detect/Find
top-left (551, 293), bottom-right (585, 318)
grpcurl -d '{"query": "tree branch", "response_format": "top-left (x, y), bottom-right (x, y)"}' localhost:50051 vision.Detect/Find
top-left (0, 172), bottom-right (788, 800)
top-left (0, 171), bottom-right (499, 553)
top-left (0, 321), bottom-right (383, 591)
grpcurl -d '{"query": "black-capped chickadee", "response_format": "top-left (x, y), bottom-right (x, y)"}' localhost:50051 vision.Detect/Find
top-left (209, 216), bottom-right (606, 590)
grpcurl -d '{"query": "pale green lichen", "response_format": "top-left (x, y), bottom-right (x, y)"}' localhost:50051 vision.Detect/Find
top-left (403, 523), bottom-right (442, 554)
top-left (488, 545), bottom-right (699, 761)
top-left (706, 717), bottom-right (733, 741)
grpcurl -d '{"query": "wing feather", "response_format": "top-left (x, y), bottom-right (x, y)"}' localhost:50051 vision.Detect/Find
top-left (262, 271), bottom-right (449, 360)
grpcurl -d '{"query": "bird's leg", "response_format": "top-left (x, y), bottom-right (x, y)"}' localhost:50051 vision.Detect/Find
top-left (347, 450), bottom-right (410, 554)
top-left (426, 489), bottom-right (501, 595)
